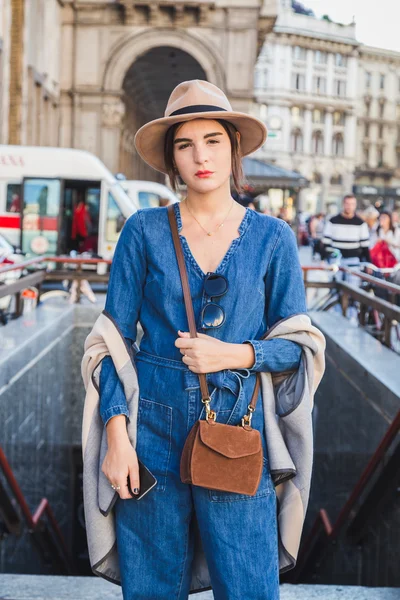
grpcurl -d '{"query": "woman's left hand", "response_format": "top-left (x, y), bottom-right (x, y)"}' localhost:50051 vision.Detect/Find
top-left (175, 330), bottom-right (230, 373)
top-left (175, 330), bottom-right (256, 373)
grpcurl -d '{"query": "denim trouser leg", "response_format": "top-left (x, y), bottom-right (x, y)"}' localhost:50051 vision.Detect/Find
top-left (114, 355), bottom-right (280, 600)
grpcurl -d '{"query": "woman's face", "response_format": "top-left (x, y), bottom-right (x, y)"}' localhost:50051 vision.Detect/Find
top-left (379, 214), bottom-right (390, 230)
top-left (172, 119), bottom-right (236, 194)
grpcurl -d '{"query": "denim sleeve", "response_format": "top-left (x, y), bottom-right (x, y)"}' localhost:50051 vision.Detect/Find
top-left (243, 221), bottom-right (307, 373)
top-left (100, 210), bottom-right (146, 425)
top-left (99, 354), bottom-right (131, 427)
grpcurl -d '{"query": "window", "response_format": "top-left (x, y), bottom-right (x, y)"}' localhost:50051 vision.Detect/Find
top-left (312, 109), bottom-right (325, 124)
top-left (330, 174), bottom-right (343, 185)
top-left (365, 123), bottom-right (370, 138)
top-left (332, 133), bottom-right (344, 156)
top-left (292, 72), bottom-right (306, 91)
top-left (313, 76), bottom-right (326, 95)
top-left (335, 53), bottom-right (347, 67)
top-left (379, 101), bottom-right (385, 119)
top-left (138, 191), bottom-right (163, 209)
top-left (397, 125), bottom-right (400, 142)
top-left (106, 192), bottom-right (126, 243)
top-left (20, 178), bottom-right (61, 255)
top-left (6, 183), bottom-right (22, 212)
top-left (314, 50), bottom-right (327, 64)
top-left (292, 46), bottom-right (306, 61)
top-left (378, 124), bottom-right (384, 139)
top-left (364, 146), bottom-right (370, 165)
top-left (291, 106), bottom-right (303, 121)
top-left (380, 74), bottom-right (385, 89)
top-left (291, 129), bottom-right (303, 152)
top-left (313, 172), bottom-right (322, 184)
top-left (377, 147), bottom-right (384, 166)
top-left (365, 99), bottom-right (371, 117)
top-left (365, 71), bottom-right (371, 89)
top-left (312, 131), bottom-right (324, 155)
top-left (334, 79), bottom-right (346, 97)
top-left (397, 105), bottom-right (400, 120)
top-left (397, 152), bottom-right (400, 169)
top-left (333, 111), bottom-right (345, 126)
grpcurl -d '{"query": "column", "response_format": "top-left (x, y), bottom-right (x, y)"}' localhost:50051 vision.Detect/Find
top-left (344, 110), bottom-right (357, 159)
top-left (324, 107), bottom-right (333, 156)
top-left (304, 104), bottom-right (313, 154)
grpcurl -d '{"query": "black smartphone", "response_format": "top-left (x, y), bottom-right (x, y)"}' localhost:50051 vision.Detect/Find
top-left (127, 458), bottom-right (157, 500)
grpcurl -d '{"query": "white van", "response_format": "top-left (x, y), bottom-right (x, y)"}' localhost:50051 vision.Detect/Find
top-left (0, 145), bottom-right (139, 259)
top-left (121, 180), bottom-right (180, 209)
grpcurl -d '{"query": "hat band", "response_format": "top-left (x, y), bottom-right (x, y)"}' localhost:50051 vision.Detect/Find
top-left (169, 104), bottom-right (227, 117)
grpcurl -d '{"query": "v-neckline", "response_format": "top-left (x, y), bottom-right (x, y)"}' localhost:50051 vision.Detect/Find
top-left (172, 201), bottom-right (252, 279)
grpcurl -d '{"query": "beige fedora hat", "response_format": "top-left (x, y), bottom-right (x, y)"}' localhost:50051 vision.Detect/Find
top-left (134, 79), bottom-right (267, 174)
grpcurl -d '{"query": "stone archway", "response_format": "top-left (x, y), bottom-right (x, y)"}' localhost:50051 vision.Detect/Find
top-left (101, 30), bottom-right (224, 180)
top-left (120, 46), bottom-right (208, 180)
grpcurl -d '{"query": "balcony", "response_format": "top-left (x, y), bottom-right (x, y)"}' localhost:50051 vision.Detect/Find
top-left (355, 164), bottom-right (394, 179)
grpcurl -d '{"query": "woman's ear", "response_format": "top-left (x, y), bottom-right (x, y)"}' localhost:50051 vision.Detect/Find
top-left (236, 131), bottom-right (241, 145)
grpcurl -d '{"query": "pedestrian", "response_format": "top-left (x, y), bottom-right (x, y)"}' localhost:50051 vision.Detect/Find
top-left (322, 194), bottom-right (370, 274)
top-left (371, 210), bottom-right (400, 263)
top-left (309, 212), bottom-right (325, 260)
top-left (71, 193), bottom-right (92, 252)
top-left (87, 80), bottom-right (324, 599)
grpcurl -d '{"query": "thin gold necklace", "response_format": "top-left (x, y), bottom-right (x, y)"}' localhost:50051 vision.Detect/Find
top-left (184, 199), bottom-right (235, 236)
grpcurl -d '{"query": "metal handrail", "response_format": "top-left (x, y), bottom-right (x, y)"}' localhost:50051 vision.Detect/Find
top-left (0, 255), bottom-right (112, 275)
top-left (0, 445), bottom-right (75, 573)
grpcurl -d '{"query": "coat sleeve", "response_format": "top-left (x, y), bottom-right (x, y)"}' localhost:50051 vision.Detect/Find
top-left (99, 211), bottom-right (146, 426)
top-left (242, 221), bottom-right (307, 373)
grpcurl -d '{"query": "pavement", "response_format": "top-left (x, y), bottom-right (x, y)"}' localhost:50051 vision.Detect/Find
top-left (0, 575), bottom-right (398, 600)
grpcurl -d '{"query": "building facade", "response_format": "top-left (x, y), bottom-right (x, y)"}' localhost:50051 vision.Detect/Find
top-left (0, 0), bottom-right (62, 147)
top-left (59, 0), bottom-right (278, 181)
top-left (253, 1), bottom-right (359, 214)
top-left (354, 46), bottom-right (400, 215)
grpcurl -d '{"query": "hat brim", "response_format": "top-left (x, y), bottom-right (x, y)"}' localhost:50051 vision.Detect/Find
top-left (134, 111), bottom-right (268, 174)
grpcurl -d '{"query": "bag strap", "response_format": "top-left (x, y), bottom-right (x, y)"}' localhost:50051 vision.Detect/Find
top-left (167, 204), bottom-right (260, 423)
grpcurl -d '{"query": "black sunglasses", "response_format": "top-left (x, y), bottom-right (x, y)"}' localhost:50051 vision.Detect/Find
top-left (200, 272), bottom-right (228, 329)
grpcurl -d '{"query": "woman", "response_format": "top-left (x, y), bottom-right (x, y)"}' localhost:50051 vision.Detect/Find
top-left (373, 210), bottom-right (400, 262)
top-left (99, 80), bottom-right (307, 599)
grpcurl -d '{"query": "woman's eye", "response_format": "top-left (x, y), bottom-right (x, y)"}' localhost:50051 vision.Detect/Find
top-left (207, 139), bottom-right (219, 144)
top-left (178, 143), bottom-right (190, 150)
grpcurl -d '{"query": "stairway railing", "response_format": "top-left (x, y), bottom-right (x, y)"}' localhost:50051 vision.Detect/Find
top-left (0, 445), bottom-right (76, 574)
top-left (287, 409), bottom-right (400, 582)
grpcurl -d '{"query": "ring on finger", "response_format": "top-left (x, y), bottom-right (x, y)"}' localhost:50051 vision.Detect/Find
top-left (111, 483), bottom-right (121, 491)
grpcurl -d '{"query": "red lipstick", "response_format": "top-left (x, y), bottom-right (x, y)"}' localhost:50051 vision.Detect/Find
top-left (195, 170), bottom-right (213, 178)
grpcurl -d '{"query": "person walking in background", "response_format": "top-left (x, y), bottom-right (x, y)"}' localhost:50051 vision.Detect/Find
top-left (71, 193), bottom-right (92, 252)
top-left (362, 205), bottom-right (380, 239)
top-left (309, 213), bottom-right (325, 260)
top-left (370, 210), bottom-right (400, 265)
top-left (322, 195), bottom-right (370, 269)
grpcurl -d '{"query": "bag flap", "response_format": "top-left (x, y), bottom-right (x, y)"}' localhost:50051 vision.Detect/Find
top-left (198, 420), bottom-right (261, 459)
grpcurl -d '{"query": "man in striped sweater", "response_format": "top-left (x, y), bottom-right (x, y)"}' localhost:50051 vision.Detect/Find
top-left (322, 195), bottom-right (370, 269)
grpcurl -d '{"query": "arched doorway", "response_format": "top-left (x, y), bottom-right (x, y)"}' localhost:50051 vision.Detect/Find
top-left (119, 46), bottom-right (207, 181)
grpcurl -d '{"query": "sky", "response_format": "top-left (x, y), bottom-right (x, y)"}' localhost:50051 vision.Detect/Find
top-left (302, 0), bottom-right (400, 53)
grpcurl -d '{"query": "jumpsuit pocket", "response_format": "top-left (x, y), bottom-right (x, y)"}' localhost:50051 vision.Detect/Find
top-left (208, 456), bottom-right (274, 502)
top-left (135, 397), bottom-right (172, 492)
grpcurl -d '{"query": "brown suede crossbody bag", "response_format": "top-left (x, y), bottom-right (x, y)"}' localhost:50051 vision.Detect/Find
top-left (167, 204), bottom-right (263, 496)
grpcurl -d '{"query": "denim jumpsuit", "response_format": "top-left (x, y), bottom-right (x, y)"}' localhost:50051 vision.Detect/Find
top-left (99, 202), bottom-right (307, 600)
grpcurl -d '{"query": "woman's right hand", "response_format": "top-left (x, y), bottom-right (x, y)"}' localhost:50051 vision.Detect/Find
top-left (102, 415), bottom-right (140, 499)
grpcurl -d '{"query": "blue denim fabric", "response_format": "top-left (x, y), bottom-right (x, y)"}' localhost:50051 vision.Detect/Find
top-left (114, 356), bottom-right (279, 600)
top-left (98, 204), bottom-right (306, 598)
top-left (99, 203), bottom-right (306, 426)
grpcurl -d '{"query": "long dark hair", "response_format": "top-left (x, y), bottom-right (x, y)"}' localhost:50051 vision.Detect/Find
top-left (163, 118), bottom-right (245, 194)
top-left (377, 210), bottom-right (395, 234)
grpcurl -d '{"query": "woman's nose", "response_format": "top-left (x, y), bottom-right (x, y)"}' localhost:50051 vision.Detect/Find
top-left (193, 144), bottom-right (208, 165)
